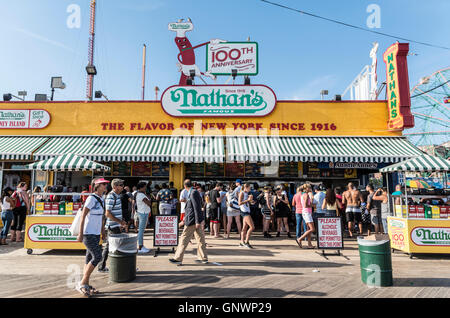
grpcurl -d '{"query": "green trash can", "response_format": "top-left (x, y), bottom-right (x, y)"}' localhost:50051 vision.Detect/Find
top-left (109, 252), bottom-right (137, 283)
top-left (358, 237), bottom-right (393, 287)
top-left (108, 234), bottom-right (138, 283)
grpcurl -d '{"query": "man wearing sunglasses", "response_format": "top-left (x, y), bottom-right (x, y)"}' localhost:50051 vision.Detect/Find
top-left (98, 178), bottom-right (127, 273)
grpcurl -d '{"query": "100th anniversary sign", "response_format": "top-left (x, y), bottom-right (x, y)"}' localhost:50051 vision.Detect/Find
top-left (161, 85), bottom-right (277, 117)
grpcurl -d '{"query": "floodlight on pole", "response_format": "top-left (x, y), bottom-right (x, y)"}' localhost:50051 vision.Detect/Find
top-left (95, 90), bottom-right (109, 101)
top-left (50, 77), bottom-right (66, 101)
top-left (320, 90), bottom-right (329, 100)
top-left (3, 93), bottom-right (24, 101)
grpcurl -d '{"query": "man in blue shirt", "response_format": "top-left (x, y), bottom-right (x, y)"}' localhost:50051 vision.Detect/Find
top-left (98, 179), bottom-right (127, 273)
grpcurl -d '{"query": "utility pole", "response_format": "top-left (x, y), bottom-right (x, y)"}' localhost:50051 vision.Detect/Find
top-left (142, 44), bottom-right (147, 101)
top-left (86, 0), bottom-right (97, 101)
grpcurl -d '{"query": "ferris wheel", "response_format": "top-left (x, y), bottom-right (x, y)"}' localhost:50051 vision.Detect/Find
top-left (404, 67), bottom-right (450, 146)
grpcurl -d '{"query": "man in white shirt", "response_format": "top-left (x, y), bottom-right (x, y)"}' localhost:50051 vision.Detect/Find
top-left (135, 182), bottom-right (152, 254)
top-left (179, 186), bottom-right (190, 222)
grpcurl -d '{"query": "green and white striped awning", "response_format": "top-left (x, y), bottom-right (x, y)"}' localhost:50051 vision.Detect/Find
top-left (27, 154), bottom-right (111, 171)
top-left (0, 136), bottom-right (49, 160)
top-left (33, 136), bottom-right (224, 163)
top-left (380, 154), bottom-right (450, 172)
top-left (226, 136), bottom-right (423, 163)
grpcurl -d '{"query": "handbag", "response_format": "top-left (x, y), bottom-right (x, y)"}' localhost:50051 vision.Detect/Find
top-left (69, 208), bottom-right (83, 236)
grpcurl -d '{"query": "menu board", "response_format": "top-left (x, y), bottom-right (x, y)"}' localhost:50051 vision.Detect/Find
top-left (93, 162), bottom-right (112, 176)
top-left (304, 163), bottom-right (321, 179)
top-left (279, 162), bottom-right (298, 178)
top-left (205, 163), bottom-right (224, 177)
top-left (152, 162), bottom-right (169, 177)
top-left (226, 163), bottom-right (245, 177)
top-left (112, 162), bottom-right (132, 176)
top-left (186, 163), bottom-right (205, 177)
top-left (245, 163), bottom-right (264, 178)
top-left (133, 162), bottom-right (152, 176)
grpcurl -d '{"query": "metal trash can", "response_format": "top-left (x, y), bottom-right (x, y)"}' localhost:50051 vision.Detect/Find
top-left (108, 233), bottom-right (138, 283)
top-left (357, 237), bottom-right (393, 287)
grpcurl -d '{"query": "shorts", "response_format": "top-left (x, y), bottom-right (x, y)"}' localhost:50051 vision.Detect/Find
top-left (227, 208), bottom-right (240, 217)
top-left (240, 211), bottom-right (251, 218)
top-left (209, 206), bottom-right (220, 223)
top-left (371, 214), bottom-right (380, 225)
top-left (346, 206), bottom-right (361, 213)
top-left (346, 211), bottom-right (362, 223)
top-left (302, 212), bottom-right (313, 224)
top-left (261, 210), bottom-right (272, 220)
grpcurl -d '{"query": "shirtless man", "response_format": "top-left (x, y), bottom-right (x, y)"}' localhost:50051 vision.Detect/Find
top-left (342, 182), bottom-right (364, 237)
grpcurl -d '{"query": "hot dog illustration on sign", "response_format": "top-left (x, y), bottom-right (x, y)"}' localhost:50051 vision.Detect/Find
top-left (168, 19), bottom-right (223, 84)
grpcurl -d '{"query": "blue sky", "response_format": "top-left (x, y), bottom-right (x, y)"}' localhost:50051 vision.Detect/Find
top-left (0, 0), bottom-right (449, 104)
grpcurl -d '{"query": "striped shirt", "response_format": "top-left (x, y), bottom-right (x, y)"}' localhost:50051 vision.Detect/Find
top-left (105, 191), bottom-right (122, 229)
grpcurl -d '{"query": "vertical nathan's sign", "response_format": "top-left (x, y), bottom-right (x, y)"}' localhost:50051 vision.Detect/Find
top-left (206, 42), bottom-right (258, 76)
top-left (317, 217), bottom-right (343, 250)
top-left (383, 43), bottom-right (414, 131)
top-left (154, 215), bottom-right (179, 247)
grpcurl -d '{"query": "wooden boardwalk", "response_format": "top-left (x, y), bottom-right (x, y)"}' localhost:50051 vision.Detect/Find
top-left (2, 230), bottom-right (450, 298)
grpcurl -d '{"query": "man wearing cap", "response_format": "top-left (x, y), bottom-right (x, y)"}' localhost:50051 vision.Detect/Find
top-left (98, 178), bottom-right (127, 273)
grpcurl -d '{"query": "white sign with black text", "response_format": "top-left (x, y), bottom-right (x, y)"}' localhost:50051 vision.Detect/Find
top-left (154, 215), bottom-right (179, 247)
top-left (317, 217), bottom-right (344, 250)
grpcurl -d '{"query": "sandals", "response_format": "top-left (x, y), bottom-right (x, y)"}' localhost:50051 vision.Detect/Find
top-left (76, 283), bottom-right (91, 297)
top-left (88, 285), bottom-right (100, 294)
top-left (296, 240), bottom-right (303, 249)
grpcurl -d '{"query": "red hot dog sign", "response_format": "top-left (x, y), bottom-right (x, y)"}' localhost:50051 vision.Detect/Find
top-left (168, 19), bottom-right (271, 117)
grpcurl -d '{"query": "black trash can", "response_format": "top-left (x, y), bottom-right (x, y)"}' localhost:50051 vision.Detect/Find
top-left (107, 234), bottom-right (138, 283)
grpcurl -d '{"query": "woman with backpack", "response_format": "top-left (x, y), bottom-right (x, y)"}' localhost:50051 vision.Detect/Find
top-left (225, 183), bottom-right (242, 239)
top-left (1, 187), bottom-right (15, 245)
top-left (10, 182), bottom-right (30, 242)
top-left (76, 178), bottom-right (110, 297)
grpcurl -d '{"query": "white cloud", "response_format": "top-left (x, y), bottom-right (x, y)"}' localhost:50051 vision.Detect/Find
top-left (291, 74), bottom-right (338, 100)
top-left (14, 27), bottom-right (75, 53)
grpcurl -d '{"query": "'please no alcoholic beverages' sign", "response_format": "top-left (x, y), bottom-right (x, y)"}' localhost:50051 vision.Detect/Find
top-left (161, 85), bottom-right (277, 117)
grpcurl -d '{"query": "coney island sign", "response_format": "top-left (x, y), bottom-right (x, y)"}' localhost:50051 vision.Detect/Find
top-left (161, 85), bottom-right (277, 117)
top-left (0, 109), bottom-right (51, 129)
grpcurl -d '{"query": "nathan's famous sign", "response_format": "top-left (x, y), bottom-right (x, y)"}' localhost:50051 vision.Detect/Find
top-left (161, 85), bottom-right (276, 117)
top-left (166, 19), bottom-right (269, 117)
top-left (383, 42), bottom-right (414, 131)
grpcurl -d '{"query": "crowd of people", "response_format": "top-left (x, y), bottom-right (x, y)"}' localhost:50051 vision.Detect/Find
top-left (0, 177), bottom-right (395, 297)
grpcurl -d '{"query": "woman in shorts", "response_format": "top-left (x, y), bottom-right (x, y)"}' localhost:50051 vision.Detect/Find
top-left (296, 184), bottom-right (315, 249)
top-left (76, 178), bottom-right (110, 297)
top-left (238, 183), bottom-right (255, 248)
top-left (225, 183), bottom-right (242, 238)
